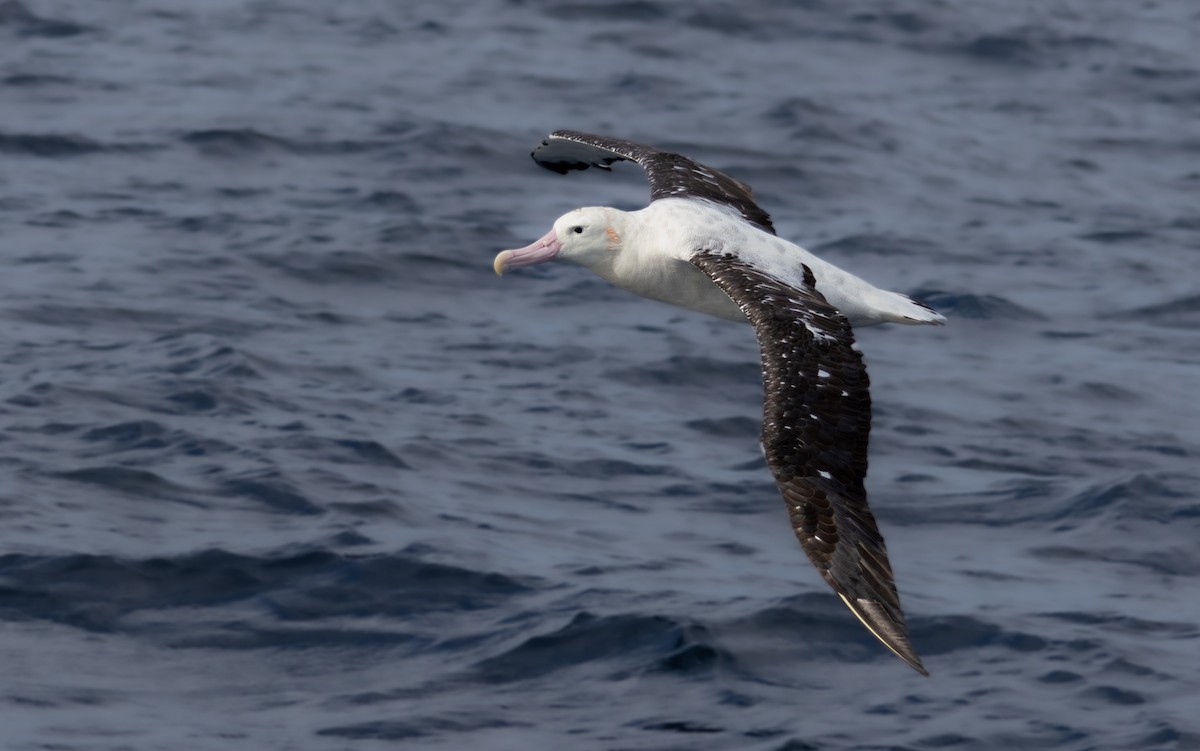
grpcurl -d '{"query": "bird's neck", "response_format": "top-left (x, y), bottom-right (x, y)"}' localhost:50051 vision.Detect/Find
top-left (572, 208), bottom-right (633, 280)
top-left (580, 208), bottom-right (679, 302)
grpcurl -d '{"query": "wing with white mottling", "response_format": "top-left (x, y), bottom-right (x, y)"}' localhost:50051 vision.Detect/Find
top-left (691, 250), bottom-right (927, 676)
top-left (532, 130), bottom-right (776, 235)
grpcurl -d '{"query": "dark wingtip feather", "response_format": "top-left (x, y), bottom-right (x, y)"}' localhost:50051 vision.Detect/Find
top-left (838, 594), bottom-right (929, 676)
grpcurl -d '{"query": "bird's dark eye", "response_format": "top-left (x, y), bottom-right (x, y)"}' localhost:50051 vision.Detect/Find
top-left (571, 226), bottom-right (583, 234)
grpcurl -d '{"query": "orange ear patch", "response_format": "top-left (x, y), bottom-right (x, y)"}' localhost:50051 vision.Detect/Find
top-left (606, 225), bottom-right (621, 247)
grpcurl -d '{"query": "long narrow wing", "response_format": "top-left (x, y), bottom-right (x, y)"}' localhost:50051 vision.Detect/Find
top-left (532, 130), bottom-right (776, 235)
top-left (691, 249), bottom-right (927, 675)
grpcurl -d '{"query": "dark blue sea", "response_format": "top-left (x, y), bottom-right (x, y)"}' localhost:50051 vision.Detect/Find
top-left (2, 1), bottom-right (1198, 748)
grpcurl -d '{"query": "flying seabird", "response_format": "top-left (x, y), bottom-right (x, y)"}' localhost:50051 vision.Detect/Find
top-left (494, 130), bottom-right (944, 675)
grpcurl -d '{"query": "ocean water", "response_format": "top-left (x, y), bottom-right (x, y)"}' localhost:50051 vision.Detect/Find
top-left (2, 0), bottom-right (1199, 749)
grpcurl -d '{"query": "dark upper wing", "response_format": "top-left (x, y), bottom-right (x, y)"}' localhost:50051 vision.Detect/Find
top-left (532, 130), bottom-right (776, 235)
top-left (691, 250), bottom-right (927, 676)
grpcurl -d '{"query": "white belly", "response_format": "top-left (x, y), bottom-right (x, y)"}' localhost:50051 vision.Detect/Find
top-left (621, 258), bottom-right (747, 322)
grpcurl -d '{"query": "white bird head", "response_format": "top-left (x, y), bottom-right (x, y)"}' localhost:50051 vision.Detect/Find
top-left (493, 207), bottom-right (620, 275)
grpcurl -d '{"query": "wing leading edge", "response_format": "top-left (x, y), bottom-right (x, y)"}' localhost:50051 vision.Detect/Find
top-left (532, 130), bottom-right (776, 235)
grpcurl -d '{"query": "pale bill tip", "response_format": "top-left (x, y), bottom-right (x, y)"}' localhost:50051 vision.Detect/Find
top-left (493, 250), bottom-right (511, 276)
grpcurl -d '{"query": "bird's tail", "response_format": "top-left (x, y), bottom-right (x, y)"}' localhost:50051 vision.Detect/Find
top-left (876, 291), bottom-right (946, 326)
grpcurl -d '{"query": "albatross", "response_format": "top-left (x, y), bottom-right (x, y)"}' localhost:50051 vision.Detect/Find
top-left (494, 130), bottom-right (944, 675)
